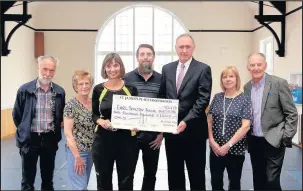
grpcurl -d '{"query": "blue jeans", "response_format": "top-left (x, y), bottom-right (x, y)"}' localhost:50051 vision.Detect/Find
top-left (66, 147), bottom-right (93, 190)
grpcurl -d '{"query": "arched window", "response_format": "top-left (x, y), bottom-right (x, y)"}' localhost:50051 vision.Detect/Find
top-left (95, 4), bottom-right (187, 83)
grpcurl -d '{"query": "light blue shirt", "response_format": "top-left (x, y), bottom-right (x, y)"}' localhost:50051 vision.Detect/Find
top-left (251, 74), bottom-right (266, 137)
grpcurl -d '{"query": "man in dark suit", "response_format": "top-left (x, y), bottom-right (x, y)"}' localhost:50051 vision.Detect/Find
top-left (244, 53), bottom-right (298, 190)
top-left (158, 33), bottom-right (212, 190)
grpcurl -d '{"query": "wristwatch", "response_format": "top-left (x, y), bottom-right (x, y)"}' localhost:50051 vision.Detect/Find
top-left (228, 142), bottom-right (233, 148)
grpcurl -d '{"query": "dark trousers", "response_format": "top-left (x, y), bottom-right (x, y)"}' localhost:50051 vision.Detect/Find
top-left (19, 132), bottom-right (58, 191)
top-left (134, 140), bottom-right (160, 190)
top-left (165, 136), bottom-right (206, 190)
top-left (92, 131), bottom-right (138, 190)
top-left (249, 135), bottom-right (286, 190)
top-left (209, 151), bottom-right (245, 191)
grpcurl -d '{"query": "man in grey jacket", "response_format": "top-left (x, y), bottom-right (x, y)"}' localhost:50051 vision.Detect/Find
top-left (244, 53), bottom-right (298, 190)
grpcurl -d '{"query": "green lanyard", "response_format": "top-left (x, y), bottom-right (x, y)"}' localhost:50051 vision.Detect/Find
top-left (94, 86), bottom-right (136, 136)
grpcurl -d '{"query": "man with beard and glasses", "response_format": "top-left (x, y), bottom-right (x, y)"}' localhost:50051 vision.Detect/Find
top-left (124, 44), bottom-right (162, 190)
top-left (12, 55), bottom-right (65, 191)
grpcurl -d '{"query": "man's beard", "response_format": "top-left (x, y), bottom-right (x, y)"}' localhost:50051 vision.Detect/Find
top-left (140, 62), bottom-right (153, 74)
top-left (39, 77), bottom-right (52, 85)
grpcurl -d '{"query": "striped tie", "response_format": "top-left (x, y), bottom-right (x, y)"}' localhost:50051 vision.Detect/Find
top-left (176, 64), bottom-right (185, 93)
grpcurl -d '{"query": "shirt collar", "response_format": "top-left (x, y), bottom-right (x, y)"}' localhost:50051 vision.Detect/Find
top-left (178, 57), bottom-right (192, 68)
top-left (251, 73), bottom-right (266, 88)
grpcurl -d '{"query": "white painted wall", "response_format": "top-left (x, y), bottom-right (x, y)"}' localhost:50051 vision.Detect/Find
top-left (1, 4), bottom-right (38, 109)
top-left (33, 1), bottom-right (254, 100)
top-left (1, 2), bottom-right (301, 104)
top-left (252, 7), bottom-right (302, 81)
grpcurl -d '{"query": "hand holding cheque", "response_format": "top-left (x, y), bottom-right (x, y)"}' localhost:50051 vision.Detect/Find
top-left (97, 118), bottom-right (140, 132)
top-left (111, 95), bottom-right (179, 133)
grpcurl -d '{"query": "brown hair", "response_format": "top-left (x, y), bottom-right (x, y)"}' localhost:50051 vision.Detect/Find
top-left (136, 44), bottom-right (155, 58)
top-left (101, 53), bottom-right (126, 79)
top-left (72, 70), bottom-right (94, 92)
top-left (220, 66), bottom-right (241, 91)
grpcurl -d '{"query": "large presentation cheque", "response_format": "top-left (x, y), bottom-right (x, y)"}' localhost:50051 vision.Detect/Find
top-left (111, 95), bottom-right (179, 133)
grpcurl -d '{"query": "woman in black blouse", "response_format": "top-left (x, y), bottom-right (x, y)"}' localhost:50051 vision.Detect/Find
top-left (91, 53), bottom-right (138, 190)
top-left (207, 66), bottom-right (252, 190)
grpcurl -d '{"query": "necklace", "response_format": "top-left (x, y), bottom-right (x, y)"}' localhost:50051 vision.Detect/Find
top-left (222, 92), bottom-right (237, 135)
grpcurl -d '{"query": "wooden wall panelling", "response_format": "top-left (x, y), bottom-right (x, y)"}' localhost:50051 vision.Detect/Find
top-left (1, 109), bottom-right (16, 139)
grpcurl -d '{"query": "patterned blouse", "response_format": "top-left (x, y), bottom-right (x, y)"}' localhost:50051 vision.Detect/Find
top-left (209, 92), bottom-right (252, 155)
top-left (63, 98), bottom-right (95, 152)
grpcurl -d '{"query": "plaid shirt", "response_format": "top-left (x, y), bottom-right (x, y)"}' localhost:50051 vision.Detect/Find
top-left (30, 81), bottom-right (55, 132)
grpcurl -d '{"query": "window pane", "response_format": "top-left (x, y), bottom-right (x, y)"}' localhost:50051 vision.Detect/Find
top-left (173, 19), bottom-right (186, 48)
top-left (116, 8), bottom-right (133, 51)
top-left (265, 42), bottom-right (273, 73)
top-left (265, 43), bottom-right (272, 67)
top-left (120, 55), bottom-right (134, 74)
top-left (96, 55), bottom-right (134, 84)
top-left (260, 37), bottom-right (274, 75)
top-left (135, 7), bottom-right (152, 48)
top-left (96, 55), bottom-right (105, 84)
top-left (173, 55), bottom-right (179, 62)
top-left (266, 70), bottom-right (273, 75)
top-left (97, 19), bottom-right (114, 51)
top-left (96, 5), bottom-right (188, 84)
top-left (154, 8), bottom-right (172, 51)
top-left (154, 56), bottom-right (173, 73)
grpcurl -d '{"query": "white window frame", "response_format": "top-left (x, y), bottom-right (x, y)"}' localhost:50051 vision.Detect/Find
top-left (259, 36), bottom-right (274, 75)
top-left (94, 4), bottom-right (188, 84)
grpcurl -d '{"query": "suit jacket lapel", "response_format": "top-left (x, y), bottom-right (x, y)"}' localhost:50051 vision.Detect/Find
top-left (245, 82), bottom-right (253, 133)
top-left (246, 82), bottom-right (252, 98)
top-left (261, 74), bottom-right (271, 115)
top-left (177, 58), bottom-right (197, 96)
top-left (170, 61), bottom-right (178, 97)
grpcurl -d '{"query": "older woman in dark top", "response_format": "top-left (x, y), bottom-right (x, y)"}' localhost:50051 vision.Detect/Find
top-left (64, 70), bottom-right (95, 190)
top-left (207, 66), bottom-right (252, 190)
top-left (92, 53), bottom-right (138, 191)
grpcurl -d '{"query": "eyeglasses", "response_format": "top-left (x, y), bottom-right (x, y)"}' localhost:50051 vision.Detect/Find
top-left (77, 82), bottom-right (91, 87)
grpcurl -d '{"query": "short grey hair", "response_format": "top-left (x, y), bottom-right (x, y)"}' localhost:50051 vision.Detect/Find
top-left (175, 33), bottom-right (195, 45)
top-left (37, 55), bottom-right (60, 66)
top-left (247, 52), bottom-right (267, 63)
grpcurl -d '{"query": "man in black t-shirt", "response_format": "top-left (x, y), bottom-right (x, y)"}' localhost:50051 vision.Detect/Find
top-left (124, 44), bottom-right (162, 190)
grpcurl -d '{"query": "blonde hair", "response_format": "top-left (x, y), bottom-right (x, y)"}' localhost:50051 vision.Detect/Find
top-left (72, 70), bottom-right (94, 92)
top-left (220, 66), bottom-right (241, 91)
top-left (101, 53), bottom-right (126, 79)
